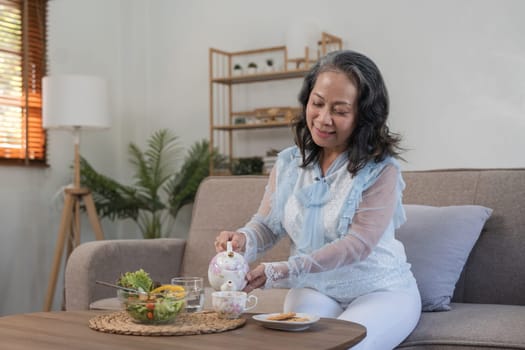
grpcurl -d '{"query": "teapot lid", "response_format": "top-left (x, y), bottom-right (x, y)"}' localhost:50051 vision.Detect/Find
top-left (215, 241), bottom-right (247, 271)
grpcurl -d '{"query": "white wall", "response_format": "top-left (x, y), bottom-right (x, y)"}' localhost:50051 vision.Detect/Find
top-left (0, 0), bottom-right (523, 316)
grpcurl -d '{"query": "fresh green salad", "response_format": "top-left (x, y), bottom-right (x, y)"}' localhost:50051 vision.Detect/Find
top-left (117, 269), bottom-right (186, 324)
top-left (117, 268), bottom-right (154, 293)
top-left (124, 295), bottom-right (185, 324)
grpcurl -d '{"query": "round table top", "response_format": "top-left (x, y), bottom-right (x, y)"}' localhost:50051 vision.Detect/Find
top-left (0, 310), bottom-right (366, 350)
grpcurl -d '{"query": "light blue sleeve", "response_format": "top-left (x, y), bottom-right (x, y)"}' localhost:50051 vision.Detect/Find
top-left (237, 147), bottom-right (298, 263)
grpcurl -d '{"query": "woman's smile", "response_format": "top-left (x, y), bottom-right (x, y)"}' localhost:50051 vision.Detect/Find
top-left (313, 125), bottom-right (336, 139)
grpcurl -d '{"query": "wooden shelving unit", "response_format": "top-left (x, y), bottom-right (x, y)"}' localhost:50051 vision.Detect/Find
top-left (211, 69), bottom-right (309, 85)
top-left (213, 121), bottom-right (291, 131)
top-left (209, 32), bottom-right (342, 174)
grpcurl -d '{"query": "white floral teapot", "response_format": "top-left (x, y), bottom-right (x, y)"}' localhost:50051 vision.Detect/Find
top-left (208, 241), bottom-right (249, 291)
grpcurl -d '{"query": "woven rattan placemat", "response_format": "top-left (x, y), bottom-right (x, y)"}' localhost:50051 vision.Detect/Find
top-left (88, 311), bottom-right (246, 336)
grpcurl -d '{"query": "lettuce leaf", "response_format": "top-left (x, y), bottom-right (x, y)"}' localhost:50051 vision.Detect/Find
top-left (117, 268), bottom-right (153, 292)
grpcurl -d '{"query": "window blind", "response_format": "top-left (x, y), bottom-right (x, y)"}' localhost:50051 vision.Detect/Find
top-left (0, 0), bottom-right (47, 165)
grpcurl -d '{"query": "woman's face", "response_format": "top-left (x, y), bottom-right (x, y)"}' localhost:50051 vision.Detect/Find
top-left (306, 71), bottom-right (358, 156)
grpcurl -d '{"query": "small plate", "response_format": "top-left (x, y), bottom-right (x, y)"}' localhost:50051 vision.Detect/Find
top-left (252, 313), bottom-right (320, 331)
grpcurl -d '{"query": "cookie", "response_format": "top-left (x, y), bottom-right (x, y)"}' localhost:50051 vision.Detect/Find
top-left (289, 317), bottom-right (310, 322)
top-left (267, 312), bottom-right (296, 321)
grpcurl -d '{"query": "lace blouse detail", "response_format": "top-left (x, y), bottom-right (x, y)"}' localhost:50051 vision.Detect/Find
top-left (238, 146), bottom-right (415, 306)
top-left (262, 262), bottom-right (288, 289)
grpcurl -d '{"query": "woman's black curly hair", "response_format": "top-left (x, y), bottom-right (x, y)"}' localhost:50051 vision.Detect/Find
top-left (292, 50), bottom-right (403, 176)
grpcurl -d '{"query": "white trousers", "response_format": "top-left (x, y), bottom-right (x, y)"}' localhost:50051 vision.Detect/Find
top-left (283, 281), bottom-right (421, 350)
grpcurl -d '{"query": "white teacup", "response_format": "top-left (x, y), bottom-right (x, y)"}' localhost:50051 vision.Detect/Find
top-left (212, 291), bottom-right (258, 319)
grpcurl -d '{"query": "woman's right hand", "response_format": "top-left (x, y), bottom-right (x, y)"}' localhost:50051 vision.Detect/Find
top-left (214, 231), bottom-right (246, 252)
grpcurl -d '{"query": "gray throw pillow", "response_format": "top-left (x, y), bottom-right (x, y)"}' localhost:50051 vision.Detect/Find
top-left (396, 204), bottom-right (493, 312)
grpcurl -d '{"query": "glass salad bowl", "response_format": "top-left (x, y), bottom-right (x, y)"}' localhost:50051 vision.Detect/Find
top-left (117, 287), bottom-right (186, 324)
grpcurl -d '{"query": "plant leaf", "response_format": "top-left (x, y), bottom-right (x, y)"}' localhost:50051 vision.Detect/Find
top-left (79, 130), bottom-right (224, 239)
top-left (166, 140), bottom-right (225, 218)
top-left (80, 157), bottom-right (145, 221)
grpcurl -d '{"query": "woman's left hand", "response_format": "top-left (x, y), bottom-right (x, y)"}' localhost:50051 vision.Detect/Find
top-left (243, 264), bottom-right (266, 293)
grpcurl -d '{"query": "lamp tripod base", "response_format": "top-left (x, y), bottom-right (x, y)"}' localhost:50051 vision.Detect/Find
top-left (43, 187), bottom-right (104, 312)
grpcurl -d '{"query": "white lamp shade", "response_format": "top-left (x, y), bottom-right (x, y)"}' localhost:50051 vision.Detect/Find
top-left (42, 75), bottom-right (110, 130)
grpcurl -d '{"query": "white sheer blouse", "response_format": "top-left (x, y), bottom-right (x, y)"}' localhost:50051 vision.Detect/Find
top-left (238, 146), bottom-right (415, 305)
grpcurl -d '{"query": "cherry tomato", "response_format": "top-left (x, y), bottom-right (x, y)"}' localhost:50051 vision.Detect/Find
top-left (146, 303), bottom-right (155, 310)
top-left (147, 311), bottom-right (154, 320)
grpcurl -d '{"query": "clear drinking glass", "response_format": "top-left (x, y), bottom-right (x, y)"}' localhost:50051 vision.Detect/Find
top-left (171, 276), bottom-right (204, 313)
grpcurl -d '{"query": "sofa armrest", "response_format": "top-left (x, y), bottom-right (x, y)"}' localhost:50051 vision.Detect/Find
top-left (64, 238), bottom-right (186, 310)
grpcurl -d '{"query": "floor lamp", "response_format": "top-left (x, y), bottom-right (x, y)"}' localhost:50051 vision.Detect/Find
top-left (42, 75), bottom-right (111, 311)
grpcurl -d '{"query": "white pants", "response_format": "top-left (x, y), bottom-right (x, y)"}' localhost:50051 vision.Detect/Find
top-left (283, 281), bottom-right (421, 350)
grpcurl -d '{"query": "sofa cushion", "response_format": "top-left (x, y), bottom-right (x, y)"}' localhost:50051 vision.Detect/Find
top-left (397, 303), bottom-right (525, 349)
top-left (396, 205), bottom-right (492, 311)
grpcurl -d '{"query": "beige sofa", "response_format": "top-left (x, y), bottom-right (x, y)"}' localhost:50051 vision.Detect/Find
top-left (65, 170), bottom-right (525, 349)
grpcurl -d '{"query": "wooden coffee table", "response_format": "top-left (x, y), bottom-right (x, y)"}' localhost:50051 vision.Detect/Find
top-left (0, 310), bottom-right (366, 349)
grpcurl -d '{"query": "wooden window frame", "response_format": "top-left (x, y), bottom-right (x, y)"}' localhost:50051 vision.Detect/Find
top-left (0, 0), bottom-right (48, 166)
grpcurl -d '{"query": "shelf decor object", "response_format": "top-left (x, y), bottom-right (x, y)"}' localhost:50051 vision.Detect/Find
top-left (233, 64), bottom-right (243, 76)
top-left (247, 62), bottom-right (258, 74)
top-left (265, 58), bottom-right (274, 72)
top-left (42, 74), bottom-right (110, 311)
top-left (208, 32), bottom-right (342, 175)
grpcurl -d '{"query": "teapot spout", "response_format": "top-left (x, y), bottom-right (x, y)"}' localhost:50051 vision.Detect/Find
top-left (220, 280), bottom-right (237, 291)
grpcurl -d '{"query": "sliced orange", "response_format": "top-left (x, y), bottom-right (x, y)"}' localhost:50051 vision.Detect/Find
top-left (150, 284), bottom-right (186, 298)
top-left (150, 284), bottom-right (185, 293)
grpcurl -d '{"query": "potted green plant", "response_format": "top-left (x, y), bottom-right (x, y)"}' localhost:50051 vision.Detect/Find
top-left (231, 156), bottom-right (264, 175)
top-left (80, 129), bottom-right (226, 239)
top-left (247, 62), bottom-right (258, 74)
top-left (265, 58), bottom-right (274, 72)
top-left (233, 63), bottom-right (243, 76)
